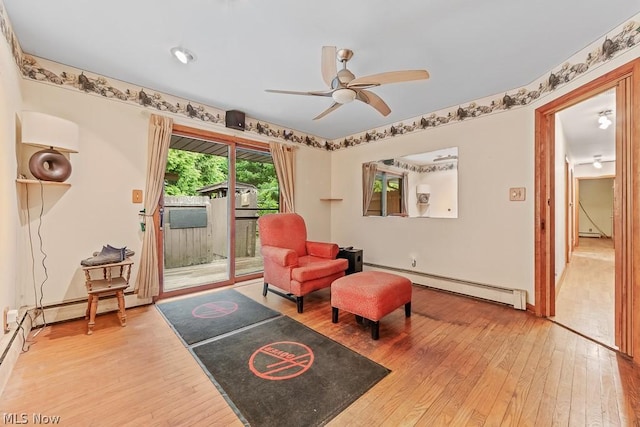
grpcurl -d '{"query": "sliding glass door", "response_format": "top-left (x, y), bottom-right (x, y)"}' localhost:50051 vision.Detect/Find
top-left (162, 137), bottom-right (231, 292)
top-left (158, 129), bottom-right (277, 297)
top-left (234, 148), bottom-right (279, 277)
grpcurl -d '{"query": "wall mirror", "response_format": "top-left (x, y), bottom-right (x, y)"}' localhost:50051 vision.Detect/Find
top-left (363, 147), bottom-right (458, 218)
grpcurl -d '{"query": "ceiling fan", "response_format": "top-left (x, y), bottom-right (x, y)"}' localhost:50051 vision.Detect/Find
top-left (265, 46), bottom-right (430, 120)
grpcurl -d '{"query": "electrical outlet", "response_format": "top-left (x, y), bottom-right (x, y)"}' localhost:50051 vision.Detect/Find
top-left (509, 187), bottom-right (526, 201)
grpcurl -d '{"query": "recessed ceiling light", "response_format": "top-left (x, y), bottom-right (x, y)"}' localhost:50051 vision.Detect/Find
top-left (170, 47), bottom-right (195, 64)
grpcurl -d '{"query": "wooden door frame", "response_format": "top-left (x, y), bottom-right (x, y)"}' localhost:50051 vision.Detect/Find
top-left (535, 58), bottom-right (640, 358)
top-left (573, 173), bottom-right (579, 248)
top-left (564, 158), bottom-right (570, 263)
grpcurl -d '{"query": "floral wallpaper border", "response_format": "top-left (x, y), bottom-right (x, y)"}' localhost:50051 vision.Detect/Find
top-left (1, 3), bottom-right (639, 152)
top-left (385, 159), bottom-right (457, 174)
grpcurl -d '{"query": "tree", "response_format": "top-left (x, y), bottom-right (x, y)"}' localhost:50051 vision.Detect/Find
top-left (237, 159), bottom-right (279, 211)
top-left (165, 149), bottom-right (279, 211)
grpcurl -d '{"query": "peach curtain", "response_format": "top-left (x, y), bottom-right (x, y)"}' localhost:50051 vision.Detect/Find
top-left (362, 162), bottom-right (377, 215)
top-left (269, 141), bottom-right (295, 213)
top-left (401, 172), bottom-right (409, 216)
top-left (134, 114), bottom-right (173, 299)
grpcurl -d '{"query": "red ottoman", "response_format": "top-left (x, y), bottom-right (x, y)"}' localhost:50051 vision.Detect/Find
top-left (331, 271), bottom-right (412, 340)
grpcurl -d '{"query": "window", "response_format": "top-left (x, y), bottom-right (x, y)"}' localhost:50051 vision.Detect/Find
top-left (366, 171), bottom-right (404, 216)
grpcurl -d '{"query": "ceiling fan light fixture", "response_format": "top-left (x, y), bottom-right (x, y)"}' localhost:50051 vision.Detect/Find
top-left (171, 47), bottom-right (195, 64)
top-left (332, 88), bottom-right (356, 104)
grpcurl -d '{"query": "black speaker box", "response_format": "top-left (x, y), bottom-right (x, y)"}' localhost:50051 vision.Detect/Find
top-left (225, 110), bottom-right (245, 131)
top-left (337, 248), bottom-right (363, 275)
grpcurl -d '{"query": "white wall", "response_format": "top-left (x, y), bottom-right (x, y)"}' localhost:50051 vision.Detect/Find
top-left (17, 81), bottom-right (149, 311)
top-left (0, 15), bottom-right (22, 323)
top-left (578, 178), bottom-right (614, 237)
top-left (16, 80), bottom-right (331, 315)
top-left (330, 108), bottom-right (535, 295)
top-left (0, 4), bottom-right (24, 395)
top-left (424, 167), bottom-right (458, 218)
top-left (573, 161), bottom-right (615, 237)
top-left (293, 144), bottom-right (332, 241)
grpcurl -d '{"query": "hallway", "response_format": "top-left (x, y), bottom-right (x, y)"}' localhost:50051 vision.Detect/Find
top-left (553, 237), bottom-right (615, 349)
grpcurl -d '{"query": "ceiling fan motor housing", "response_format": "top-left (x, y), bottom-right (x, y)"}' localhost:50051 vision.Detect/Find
top-left (336, 48), bottom-right (354, 63)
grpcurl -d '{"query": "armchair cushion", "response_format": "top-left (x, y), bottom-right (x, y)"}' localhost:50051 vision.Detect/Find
top-left (306, 241), bottom-right (339, 259)
top-left (292, 256), bottom-right (348, 282)
top-left (258, 212), bottom-right (307, 256)
top-left (260, 245), bottom-right (298, 267)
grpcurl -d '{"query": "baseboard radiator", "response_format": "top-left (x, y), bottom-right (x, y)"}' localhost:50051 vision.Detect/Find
top-left (29, 292), bottom-right (149, 328)
top-left (0, 309), bottom-right (33, 397)
top-left (363, 263), bottom-right (527, 310)
top-left (578, 231), bottom-right (602, 238)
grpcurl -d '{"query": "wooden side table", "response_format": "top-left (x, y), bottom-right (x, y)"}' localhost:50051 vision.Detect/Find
top-left (82, 259), bottom-right (133, 335)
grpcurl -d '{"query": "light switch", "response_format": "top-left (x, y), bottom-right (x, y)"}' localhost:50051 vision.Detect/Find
top-left (509, 187), bottom-right (526, 201)
top-left (132, 189), bottom-right (143, 204)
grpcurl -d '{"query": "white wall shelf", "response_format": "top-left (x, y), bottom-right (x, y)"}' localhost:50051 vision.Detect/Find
top-left (16, 178), bottom-right (70, 187)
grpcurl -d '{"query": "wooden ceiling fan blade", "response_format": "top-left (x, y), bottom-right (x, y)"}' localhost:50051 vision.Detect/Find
top-left (313, 102), bottom-right (342, 120)
top-left (321, 46), bottom-right (337, 87)
top-left (265, 89), bottom-right (332, 97)
top-left (356, 89), bottom-right (391, 117)
top-left (348, 70), bottom-right (430, 88)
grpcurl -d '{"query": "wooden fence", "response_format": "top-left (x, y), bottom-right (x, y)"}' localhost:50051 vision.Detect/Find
top-left (163, 194), bottom-right (258, 269)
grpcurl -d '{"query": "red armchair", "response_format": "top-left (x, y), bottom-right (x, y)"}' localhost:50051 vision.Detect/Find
top-left (257, 213), bottom-right (348, 313)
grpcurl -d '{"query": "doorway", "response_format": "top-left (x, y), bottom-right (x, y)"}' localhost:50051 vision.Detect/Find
top-left (157, 125), bottom-right (278, 298)
top-left (534, 58), bottom-right (640, 359)
top-left (555, 176), bottom-right (616, 347)
top-left (551, 90), bottom-right (616, 349)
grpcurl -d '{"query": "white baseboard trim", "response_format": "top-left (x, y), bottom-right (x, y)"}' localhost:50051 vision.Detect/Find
top-left (32, 293), bottom-right (152, 327)
top-left (0, 309), bottom-right (33, 397)
top-left (363, 263), bottom-right (528, 310)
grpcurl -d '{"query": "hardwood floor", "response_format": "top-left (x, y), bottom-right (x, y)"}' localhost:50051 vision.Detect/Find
top-left (553, 237), bottom-right (615, 348)
top-left (163, 256), bottom-right (264, 291)
top-left (1, 280), bottom-right (639, 426)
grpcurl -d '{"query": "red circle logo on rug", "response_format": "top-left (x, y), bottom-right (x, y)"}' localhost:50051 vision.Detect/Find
top-left (192, 301), bottom-right (238, 319)
top-left (249, 341), bottom-right (314, 380)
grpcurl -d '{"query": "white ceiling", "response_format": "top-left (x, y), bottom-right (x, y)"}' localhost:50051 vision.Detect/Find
top-left (557, 89), bottom-right (616, 166)
top-left (4, 0), bottom-right (640, 141)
